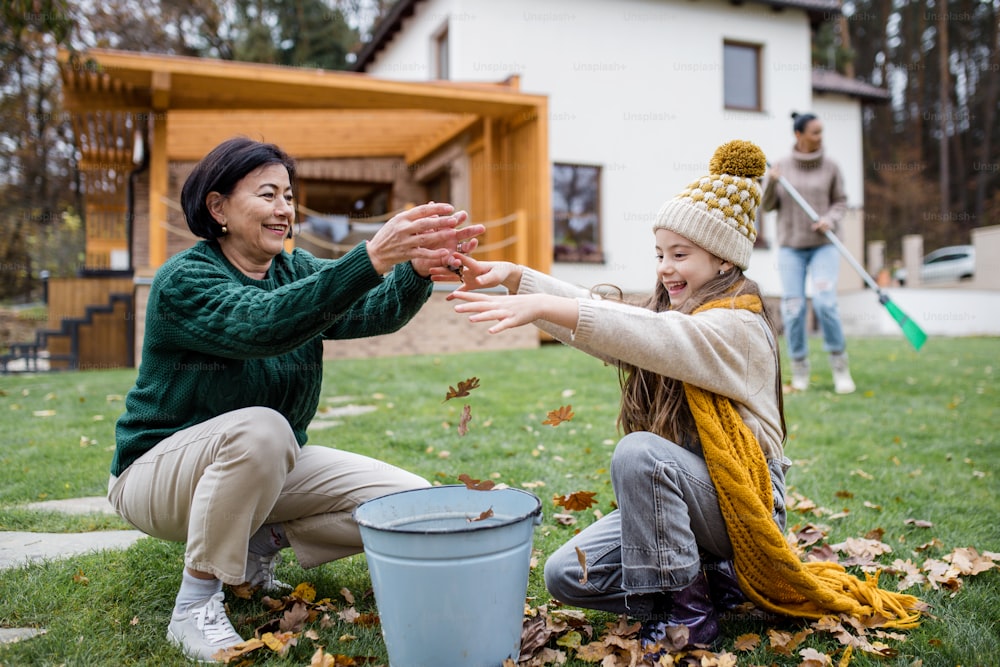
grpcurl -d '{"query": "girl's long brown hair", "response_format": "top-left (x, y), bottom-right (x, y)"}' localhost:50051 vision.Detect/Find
top-left (611, 269), bottom-right (786, 446)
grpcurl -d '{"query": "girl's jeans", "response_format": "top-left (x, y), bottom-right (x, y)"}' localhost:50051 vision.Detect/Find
top-left (108, 406), bottom-right (429, 584)
top-left (777, 244), bottom-right (846, 360)
top-left (543, 431), bottom-right (790, 618)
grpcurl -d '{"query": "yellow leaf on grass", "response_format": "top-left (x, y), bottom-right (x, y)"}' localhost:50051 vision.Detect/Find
top-left (291, 582), bottom-right (316, 602)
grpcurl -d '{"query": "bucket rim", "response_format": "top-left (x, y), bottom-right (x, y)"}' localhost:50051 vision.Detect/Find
top-left (353, 484), bottom-right (542, 535)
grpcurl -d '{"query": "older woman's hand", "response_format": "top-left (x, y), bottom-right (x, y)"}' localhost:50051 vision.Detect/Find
top-left (365, 203), bottom-right (483, 276)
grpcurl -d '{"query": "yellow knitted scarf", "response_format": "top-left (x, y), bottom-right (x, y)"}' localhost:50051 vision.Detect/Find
top-left (687, 295), bottom-right (923, 628)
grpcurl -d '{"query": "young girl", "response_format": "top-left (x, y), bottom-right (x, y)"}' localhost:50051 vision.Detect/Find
top-left (445, 140), bottom-right (921, 652)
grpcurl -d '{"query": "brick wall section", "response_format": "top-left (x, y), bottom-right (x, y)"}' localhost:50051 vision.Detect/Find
top-left (322, 287), bottom-right (540, 359)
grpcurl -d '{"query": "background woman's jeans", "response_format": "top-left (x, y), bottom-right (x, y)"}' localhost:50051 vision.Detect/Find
top-left (543, 431), bottom-right (790, 618)
top-left (777, 244), bottom-right (846, 360)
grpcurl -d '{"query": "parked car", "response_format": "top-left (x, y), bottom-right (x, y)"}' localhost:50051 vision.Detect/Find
top-left (894, 245), bottom-right (975, 285)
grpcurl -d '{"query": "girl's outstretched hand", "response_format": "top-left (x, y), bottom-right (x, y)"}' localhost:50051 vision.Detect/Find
top-left (450, 290), bottom-right (578, 334)
top-left (431, 255), bottom-right (523, 292)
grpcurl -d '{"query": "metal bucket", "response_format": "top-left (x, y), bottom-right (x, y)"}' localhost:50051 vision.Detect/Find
top-left (353, 485), bottom-right (543, 667)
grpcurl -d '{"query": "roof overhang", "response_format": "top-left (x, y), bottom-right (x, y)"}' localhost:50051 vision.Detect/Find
top-left (58, 48), bottom-right (546, 165)
top-left (353, 0), bottom-right (843, 71)
top-left (812, 68), bottom-right (891, 103)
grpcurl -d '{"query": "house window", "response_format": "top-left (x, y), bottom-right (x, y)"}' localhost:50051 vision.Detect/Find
top-left (552, 163), bottom-right (603, 263)
top-left (723, 41), bottom-right (761, 111)
top-left (434, 25), bottom-right (449, 79)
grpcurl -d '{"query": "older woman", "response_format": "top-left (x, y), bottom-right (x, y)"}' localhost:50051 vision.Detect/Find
top-left (108, 137), bottom-right (483, 662)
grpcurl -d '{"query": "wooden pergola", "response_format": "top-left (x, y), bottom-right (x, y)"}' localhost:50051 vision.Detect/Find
top-left (57, 48), bottom-right (552, 274)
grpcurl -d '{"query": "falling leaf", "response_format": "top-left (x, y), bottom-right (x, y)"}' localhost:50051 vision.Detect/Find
top-left (458, 473), bottom-right (495, 491)
top-left (457, 404), bottom-right (472, 436)
top-left (468, 506), bottom-right (494, 522)
top-left (542, 405), bottom-right (574, 426)
top-left (443, 376), bottom-right (480, 402)
top-left (575, 546), bottom-right (588, 584)
top-left (553, 490), bottom-right (598, 511)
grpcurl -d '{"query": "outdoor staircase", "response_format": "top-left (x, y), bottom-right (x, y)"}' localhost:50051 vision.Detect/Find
top-left (0, 292), bottom-right (134, 374)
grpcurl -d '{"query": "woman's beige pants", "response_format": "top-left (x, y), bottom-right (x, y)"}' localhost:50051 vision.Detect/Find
top-left (108, 406), bottom-right (429, 584)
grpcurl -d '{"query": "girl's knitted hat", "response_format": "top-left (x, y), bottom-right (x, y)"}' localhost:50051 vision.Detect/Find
top-left (653, 140), bottom-right (766, 270)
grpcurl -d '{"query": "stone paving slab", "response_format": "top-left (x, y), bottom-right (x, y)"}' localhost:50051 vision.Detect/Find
top-left (21, 496), bottom-right (118, 515)
top-left (0, 627), bottom-right (46, 645)
top-left (0, 530), bottom-right (146, 569)
top-left (1, 497), bottom-right (146, 644)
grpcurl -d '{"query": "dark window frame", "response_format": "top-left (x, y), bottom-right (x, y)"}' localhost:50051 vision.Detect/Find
top-left (433, 23), bottom-right (449, 80)
top-left (723, 40), bottom-right (762, 112)
top-left (552, 162), bottom-right (604, 264)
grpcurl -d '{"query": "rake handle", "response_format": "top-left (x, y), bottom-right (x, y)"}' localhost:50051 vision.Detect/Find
top-left (772, 171), bottom-right (884, 297)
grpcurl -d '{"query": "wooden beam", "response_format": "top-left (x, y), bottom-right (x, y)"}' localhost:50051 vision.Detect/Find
top-left (405, 113), bottom-right (478, 166)
top-left (151, 70), bottom-right (170, 110)
top-left (148, 113), bottom-right (169, 268)
top-left (57, 48), bottom-right (544, 117)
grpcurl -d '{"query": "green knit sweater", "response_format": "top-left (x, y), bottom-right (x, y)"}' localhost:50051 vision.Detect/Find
top-left (112, 241), bottom-right (432, 476)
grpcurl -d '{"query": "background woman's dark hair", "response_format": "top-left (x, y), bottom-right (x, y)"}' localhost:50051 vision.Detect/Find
top-left (791, 111), bottom-right (818, 135)
top-left (181, 137), bottom-right (297, 240)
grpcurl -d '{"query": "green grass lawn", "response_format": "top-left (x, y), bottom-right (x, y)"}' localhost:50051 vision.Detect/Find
top-left (0, 336), bottom-right (997, 666)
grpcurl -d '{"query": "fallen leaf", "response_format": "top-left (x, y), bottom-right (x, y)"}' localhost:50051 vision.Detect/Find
top-left (734, 632), bottom-right (760, 651)
top-left (213, 638), bottom-right (266, 663)
top-left (261, 630), bottom-right (297, 656)
top-left (72, 569), bottom-right (89, 585)
top-left (443, 376), bottom-right (480, 402)
top-left (799, 646), bottom-right (833, 666)
top-left (291, 582), bottom-right (317, 603)
top-left (339, 587), bottom-right (355, 605)
top-left (904, 518), bottom-right (934, 529)
top-left (279, 601), bottom-right (311, 633)
top-left (542, 404), bottom-right (574, 426)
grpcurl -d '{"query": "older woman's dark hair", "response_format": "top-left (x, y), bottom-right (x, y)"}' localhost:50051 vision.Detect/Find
top-left (791, 111), bottom-right (818, 134)
top-left (181, 137), bottom-right (297, 240)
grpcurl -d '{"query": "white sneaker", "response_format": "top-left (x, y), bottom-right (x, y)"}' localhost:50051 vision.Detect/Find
top-left (790, 358), bottom-right (810, 392)
top-left (167, 592), bottom-right (243, 663)
top-left (830, 353), bottom-right (856, 394)
top-left (244, 551), bottom-right (292, 593)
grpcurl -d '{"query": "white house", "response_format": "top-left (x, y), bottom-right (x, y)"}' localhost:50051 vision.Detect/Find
top-left (354, 0), bottom-right (890, 298)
